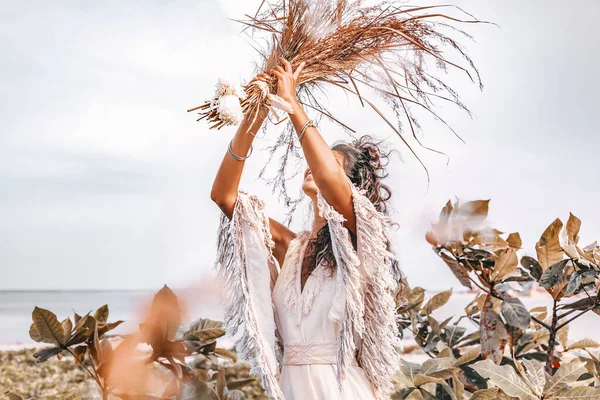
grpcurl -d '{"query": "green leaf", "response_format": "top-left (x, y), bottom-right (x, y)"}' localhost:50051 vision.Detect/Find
top-left (543, 362), bottom-right (587, 396)
top-left (32, 346), bottom-right (62, 362)
top-left (445, 324), bottom-right (466, 347)
top-left (540, 259), bottom-right (570, 289)
top-left (32, 307), bottom-right (66, 346)
top-left (521, 256), bottom-right (543, 280)
top-left (564, 271), bottom-right (583, 296)
top-left (500, 297), bottom-right (531, 330)
top-left (94, 305), bottom-right (109, 325)
top-left (548, 386), bottom-right (600, 399)
top-left (471, 359), bottom-right (538, 400)
top-left (423, 289), bottom-right (452, 314)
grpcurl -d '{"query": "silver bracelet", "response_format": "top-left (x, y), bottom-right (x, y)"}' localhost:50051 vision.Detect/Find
top-left (227, 141), bottom-right (253, 161)
top-left (298, 119), bottom-right (315, 144)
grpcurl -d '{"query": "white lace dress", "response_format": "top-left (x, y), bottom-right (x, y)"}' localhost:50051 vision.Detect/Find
top-left (272, 232), bottom-right (376, 399)
top-left (215, 187), bottom-right (404, 400)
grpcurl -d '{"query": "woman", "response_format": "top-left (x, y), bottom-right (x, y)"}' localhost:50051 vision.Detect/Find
top-left (211, 59), bottom-right (405, 400)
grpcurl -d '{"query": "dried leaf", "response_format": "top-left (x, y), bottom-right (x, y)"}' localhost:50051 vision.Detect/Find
top-left (492, 248), bottom-right (518, 282)
top-left (507, 232), bottom-right (522, 249)
top-left (557, 325), bottom-right (569, 349)
top-left (440, 252), bottom-right (472, 289)
top-left (500, 297), bottom-right (531, 330)
top-left (29, 323), bottom-right (43, 343)
top-left (480, 294), bottom-right (508, 364)
top-left (4, 393), bottom-right (25, 400)
top-left (224, 390), bottom-right (245, 400)
top-left (454, 347), bottom-right (480, 366)
top-left (544, 362), bottom-right (587, 396)
top-left (567, 339), bottom-right (600, 350)
top-left (227, 378), bottom-right (255, 391)
top-left (413, 374), bottom-right (447, 387)
top-left (94, 305), bottom-right (109, 325)
top-left (403, 287), bottom-right (425, 311)
top-left (522, 359), bottom-right (546, 395)
top-left (214, 347), bottom-right (237, 362)
top-left (470, 388), bottom-right (512, 399)
top-left (536, 218), bottom-right (564, 270)
top-left (187, 328), bottom-right (226, 345)
top-left (61, 318), bottom-right (73, 339)
top-left (423, 289), bottom-right (452, 314)
top-left (32, 307), bottom-right (66, 346)
top-left (471, 359), bottom-right (538, 400)
top-left (547, 386), bottom-right (600, 399)
top-left (420, 357), bottom-right (455, 375)
top-left (454, 200), bottom-right (490, 223)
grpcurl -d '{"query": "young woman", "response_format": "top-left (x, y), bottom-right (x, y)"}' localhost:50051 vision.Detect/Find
top-left (211, 59), bottom-right (405, 400)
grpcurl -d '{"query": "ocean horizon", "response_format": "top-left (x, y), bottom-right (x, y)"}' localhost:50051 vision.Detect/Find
top-left (1, 289), bottom-right (597, 345)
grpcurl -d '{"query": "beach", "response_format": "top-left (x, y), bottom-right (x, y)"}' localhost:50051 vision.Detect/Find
top-left (1, 289), bottom-right (597, 398)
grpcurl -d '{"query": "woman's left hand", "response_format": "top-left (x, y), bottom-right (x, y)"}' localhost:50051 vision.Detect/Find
top-left (269, 58), bottom-right (305, 105)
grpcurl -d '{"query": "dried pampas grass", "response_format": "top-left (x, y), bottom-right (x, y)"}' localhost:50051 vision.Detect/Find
top-left (189, 0), bottom-right (487, 211)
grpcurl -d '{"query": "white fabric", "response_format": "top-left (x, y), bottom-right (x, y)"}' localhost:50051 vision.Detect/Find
top-left (215, 187), bottom-right (403, 400)
top-left (272, 236), bottom-right (376, 399)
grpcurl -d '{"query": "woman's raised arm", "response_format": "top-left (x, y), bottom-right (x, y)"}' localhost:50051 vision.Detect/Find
top-left (210, 74), bottom-right (295, 265)
top-left (270, 59), bottom-right (356, 233)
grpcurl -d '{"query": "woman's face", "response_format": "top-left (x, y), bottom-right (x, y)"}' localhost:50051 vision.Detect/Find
top-left (302, 150), bottom-right (346, 197)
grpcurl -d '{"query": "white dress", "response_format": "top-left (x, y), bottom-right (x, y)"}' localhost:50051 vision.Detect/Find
top-left (272, 232), bottom-right (377, 399)
top-left (215, 187), bottom-right (404, 400)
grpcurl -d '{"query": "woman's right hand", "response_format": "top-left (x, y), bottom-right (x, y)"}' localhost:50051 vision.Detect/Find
top-left (245, 73), bottom-right (272, 124)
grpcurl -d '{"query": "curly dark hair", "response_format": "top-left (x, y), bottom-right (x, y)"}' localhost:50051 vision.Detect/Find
top-left (302, 135), bottom-right (395, 284)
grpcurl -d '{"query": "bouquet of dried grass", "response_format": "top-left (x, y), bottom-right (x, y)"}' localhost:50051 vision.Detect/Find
top-left (189, 0), bottom-right (485, 210)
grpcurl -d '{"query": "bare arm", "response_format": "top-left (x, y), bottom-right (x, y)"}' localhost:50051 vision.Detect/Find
top-left (210, 74), bottom-right (295, 265)
top-left (270, 59), bottom-right (356, 233)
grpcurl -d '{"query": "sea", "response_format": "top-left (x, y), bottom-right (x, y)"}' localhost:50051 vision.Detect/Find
top-left (0, 290), bottom-right (225, 345)
top-left (0, 290), bottom-right (597, 345)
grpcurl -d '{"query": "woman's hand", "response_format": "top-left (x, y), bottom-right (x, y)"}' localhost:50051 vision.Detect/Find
top-left (270, 58), bottom-right (305, 105)
top-left (244, 73), bottom-right (271, 125)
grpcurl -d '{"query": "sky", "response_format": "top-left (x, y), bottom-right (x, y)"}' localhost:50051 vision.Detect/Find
top-left (1, 0), bottom-right (599, 291)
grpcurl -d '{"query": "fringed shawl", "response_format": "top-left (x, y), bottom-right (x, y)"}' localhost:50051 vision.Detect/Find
top-left (215, 187), bottom-right (402, 400)
top-left (215, 191), bottom-right (284, 399)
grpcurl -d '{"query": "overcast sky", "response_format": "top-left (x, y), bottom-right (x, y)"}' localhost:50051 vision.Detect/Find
top-left (1, 0), bottom-right (599, 291)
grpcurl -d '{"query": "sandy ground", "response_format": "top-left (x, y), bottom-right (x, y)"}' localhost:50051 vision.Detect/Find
top-left (0, 342), bottom-right (426, 399)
